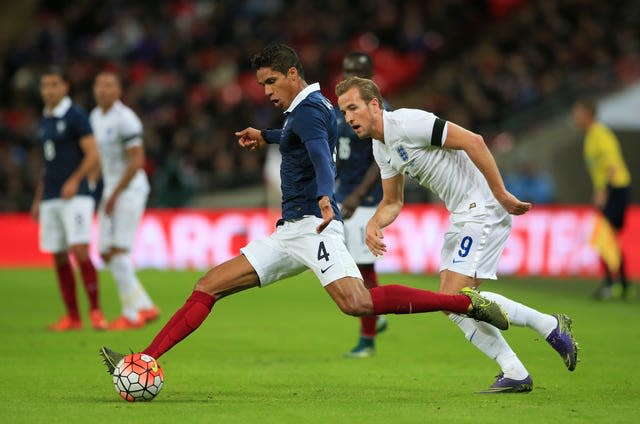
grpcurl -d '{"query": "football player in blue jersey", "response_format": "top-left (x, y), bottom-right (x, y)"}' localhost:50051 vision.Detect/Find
top-left (335, 52), bottom-right (388, 358)
top-left (101, 45), bottom-right (510, 384)
top-left (30, 66), bottom-right (107, 331)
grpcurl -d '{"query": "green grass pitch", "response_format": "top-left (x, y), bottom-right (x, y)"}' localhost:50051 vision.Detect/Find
top-left (1, 269), bottom-right (639, 423)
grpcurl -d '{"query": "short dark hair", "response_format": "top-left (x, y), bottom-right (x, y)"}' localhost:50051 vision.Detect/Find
top-left (250, 43), bottom-right (305, 79)
top-left (574, 98), bottom-right (597, 116)
top-left (41, 65), bottom-right (68, 82)
top-left (342, 52), bottom-right (373, 78)
top-left (95, 70), bottom-right (122, 86)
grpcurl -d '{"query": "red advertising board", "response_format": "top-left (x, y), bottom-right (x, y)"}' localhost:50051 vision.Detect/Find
top-left (1, 205), bottom-right (638, 278)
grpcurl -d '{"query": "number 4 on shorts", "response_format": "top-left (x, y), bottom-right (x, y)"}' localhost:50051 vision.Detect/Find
top-left (317, 241), bottom-right (330, 261)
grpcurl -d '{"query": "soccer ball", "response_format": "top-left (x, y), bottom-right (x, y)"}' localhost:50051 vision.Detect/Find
top-left (112, 353), bottom-right (164, 402)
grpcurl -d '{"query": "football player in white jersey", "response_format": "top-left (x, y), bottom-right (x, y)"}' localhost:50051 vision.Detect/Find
top-left (336, 52), bottom-right (389, 358)
top-left (90, 71), bottom-right (159, 330)
top-left (337, 76), bottom-right (579, 393)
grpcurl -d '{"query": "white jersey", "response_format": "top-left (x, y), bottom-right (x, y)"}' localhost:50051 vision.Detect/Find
top-left (90, 100), bottom-right (149, 197)
top-left (373, 108), bottom-right (497, 215)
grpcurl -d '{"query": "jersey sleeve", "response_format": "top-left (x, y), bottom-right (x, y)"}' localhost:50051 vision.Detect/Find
top-left (261, 129), bottom-right (282, 144)
top-left (292, 103), bottom-right (330, 146)
top-left (71, 107), bottom-right (93, 138)
top-left (120, 109), bottom-right (143, 148)
top-left (402, 110), bottom-right (448, 148)
top-left (372, 141), bottom-right (398, 180)
top-left (305, 139), bottom-right (335, 199)
top-left (593, 126), bottom-right (623, 190)
top-left (89, 108), bottom-right (97, 129)
top-left (294, 103), bottom-right (335, 198)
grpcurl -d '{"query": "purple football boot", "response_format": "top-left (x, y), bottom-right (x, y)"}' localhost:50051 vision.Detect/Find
top-left (479, 373), bottom-right (533, 394)
top-left (546, 314), bottom-right (579, 371)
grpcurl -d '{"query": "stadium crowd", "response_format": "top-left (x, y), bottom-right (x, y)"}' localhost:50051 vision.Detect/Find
top-left (1, 0), bottom-right (638, 211)
top-left (406, 0), bottom-right (640, 137)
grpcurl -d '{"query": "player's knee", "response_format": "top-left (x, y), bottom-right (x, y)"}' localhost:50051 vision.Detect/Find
top-left (329, 280), bottom-right (374, 316)
top-left (338, 302), bottom-right (363, 316)
top-left (439, 284), bottom-right (458, 295)
top-left (53, 252), bottom-right (69, 266)
top-left (69, 245), bottom-right (90, 262)
top-left (439, 272), bottom-right (472, 294)
top-left (102, 247), bottom-right (125, 264)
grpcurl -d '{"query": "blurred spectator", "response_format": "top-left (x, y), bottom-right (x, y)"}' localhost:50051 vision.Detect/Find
top-left (1, 0), bottom-right (639, 210)
top-left (504, 159), bottom-right (556, 204)
top-left (4, 0), bottom-right (475, 209)
top-left (410, 1), bottom-right (640, 141)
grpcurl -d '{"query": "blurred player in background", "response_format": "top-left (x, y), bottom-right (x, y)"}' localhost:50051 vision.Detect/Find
top-left (337, 76), bottom-right (579, 393)
top-left (572, 99), bottom-right (632, 300)
top-left (31, 66), bottom-right (106, 331)
top-left (90, 71), bottom-right (159, 329)
top-left (101, 44), bottom-right (510, 386)
top-left (335, 52), bottom-right (388, 358)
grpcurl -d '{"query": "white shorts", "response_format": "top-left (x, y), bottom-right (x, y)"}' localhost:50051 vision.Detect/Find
top-left (439, 204), bottom-right (511, 280)
top-left (98, 188), bottom-right (148, 253)
top-left (240, 216), bottom-right (362, 287)
top-left (39, 196), bottom-right (95, 253)
top-left (342, 205), bottom-right (377, 264)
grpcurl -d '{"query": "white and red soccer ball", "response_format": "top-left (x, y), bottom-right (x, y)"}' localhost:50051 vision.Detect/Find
top-left (112, 353), bottom-right (164, 402)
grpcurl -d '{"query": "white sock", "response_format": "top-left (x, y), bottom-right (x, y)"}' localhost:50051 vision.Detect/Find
top-left (449, 314), bottom-right (529, 380)
top-left (480, 291), bottom-right (557, 338)
top-left (109, 253), bottom-right (154, 321)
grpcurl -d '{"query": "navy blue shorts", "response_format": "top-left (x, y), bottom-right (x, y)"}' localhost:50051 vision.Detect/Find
top-left (602, 186), bottom-right (630, 230)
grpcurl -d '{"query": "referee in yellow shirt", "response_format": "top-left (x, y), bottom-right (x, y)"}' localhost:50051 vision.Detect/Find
top-left (573, 99), bottom-right (632, 300)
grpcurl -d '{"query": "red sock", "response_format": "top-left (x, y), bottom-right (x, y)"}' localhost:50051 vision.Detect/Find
top-left (143, 290), bottom-right (216, 359)
top-left (369, 285), bottom-right (470, 315)
top-left (360, 315), bottom-right (377, 338)
top-left (54, 261), bottom-right (80, 320)
top-left (78, 259), bottom-right (99, 310)
top-left (359, 264), bottom-right (379, 337)
top-left (359, 264), bottom-right (379, 290)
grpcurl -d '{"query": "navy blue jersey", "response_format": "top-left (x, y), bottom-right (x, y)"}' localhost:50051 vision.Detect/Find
top-left (267, 84), bottom-right (341, 222)
top-left (38, 97), bottom-right (93, 200)
top-left (333, 101), bottom-right (389, 206)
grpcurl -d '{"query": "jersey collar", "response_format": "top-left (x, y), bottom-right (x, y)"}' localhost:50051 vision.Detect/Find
top-left (44, 96), bottom-right (72, 118)
top-left (284, 82), bottom-right (320, 114)
top-left (373, 109), bottom-right (388, 144)
top-left (98, 99), bottom-right (123, 115)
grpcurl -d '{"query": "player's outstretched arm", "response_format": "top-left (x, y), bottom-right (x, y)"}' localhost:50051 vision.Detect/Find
top-left (494, 190), bottom-right (531, 215)
top-left (366, 174), bottom-right (404, 256)
top-left (235, 127), bottom-right (266, 151)
top-left (443, 122), bottom-right (531, 215)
